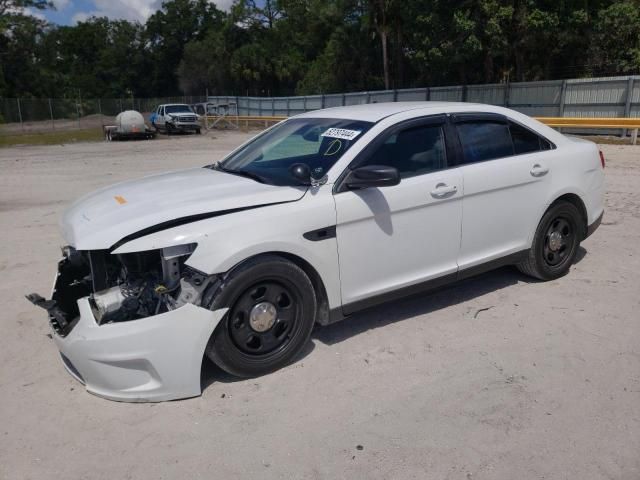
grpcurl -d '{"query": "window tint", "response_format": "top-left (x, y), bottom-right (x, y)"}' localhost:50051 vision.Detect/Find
top-left (363, 124), bottom-right (446, 178)
top-left (457, 121), bottom-right (514, 164)
top-left (510, 122), bottom-right (548, 154)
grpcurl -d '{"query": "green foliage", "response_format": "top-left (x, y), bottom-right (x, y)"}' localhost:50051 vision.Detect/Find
top-left (591, 1), bottom-right (640, 74)
top-left (0, 0), bottom-right (638, 98)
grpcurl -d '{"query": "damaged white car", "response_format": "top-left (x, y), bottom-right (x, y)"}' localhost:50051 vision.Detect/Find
top-left (27, 102), bottom-right (604, 402)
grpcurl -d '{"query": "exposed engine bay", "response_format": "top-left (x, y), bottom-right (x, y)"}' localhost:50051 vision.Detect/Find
top-left (27, 243), bottom-right (217, 336)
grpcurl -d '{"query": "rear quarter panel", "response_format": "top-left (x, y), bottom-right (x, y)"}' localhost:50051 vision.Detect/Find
top-left (532, 137), bottom-right (605, 241)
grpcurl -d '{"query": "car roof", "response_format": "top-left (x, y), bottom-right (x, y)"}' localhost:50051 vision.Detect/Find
top-left (294, 101), bottom-right (487, 122)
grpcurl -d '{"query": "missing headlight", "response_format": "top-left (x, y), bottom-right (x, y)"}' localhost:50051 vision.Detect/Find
top-left (90, 243), bottom-right (208, 325)
top-left (28, 243), bottom-right (216, 331)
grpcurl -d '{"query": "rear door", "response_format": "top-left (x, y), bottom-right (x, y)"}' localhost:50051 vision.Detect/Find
top-left (451, 113), bottom-right (555, 271)
top-left (334, 115), bottom-right (463, 311)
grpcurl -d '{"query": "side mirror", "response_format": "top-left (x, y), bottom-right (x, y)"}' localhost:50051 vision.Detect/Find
top-left (345, 165), bottom-right (400, 189)
top-left (289, 163), bottom-right (312, 185)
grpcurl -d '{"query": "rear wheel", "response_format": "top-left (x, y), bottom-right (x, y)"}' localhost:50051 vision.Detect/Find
top-left (517, 201), bottom-right (583, 280)
top-left (205, 256), bottom-right (317, 377)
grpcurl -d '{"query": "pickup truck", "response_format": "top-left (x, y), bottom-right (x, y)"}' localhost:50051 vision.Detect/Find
top-left (150, 104), bottom-right (202, 134)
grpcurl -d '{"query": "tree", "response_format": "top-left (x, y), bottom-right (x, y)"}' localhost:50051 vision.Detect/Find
top-left (367, 0), bottom-right (407, 89)
top-left (145, 0), bottom-right (225, 95)
top-left (2, 0), bottom-right (639, 99)
top-left (0, 0), bottom-right (51, 23)
top-left (0, 0), bottom-right (53, 97)
top-left (590, 0), bottom-right (640, 75)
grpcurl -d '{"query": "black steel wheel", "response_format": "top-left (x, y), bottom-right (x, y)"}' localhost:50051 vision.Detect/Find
top-left (205, 255), bottom-right (317, 377)
top-left (227, 281), bottom-right (300, 356)
top-left (518, 201), bottom-right (583, 280)
top-left (543, 216), bottom-right (573, 267)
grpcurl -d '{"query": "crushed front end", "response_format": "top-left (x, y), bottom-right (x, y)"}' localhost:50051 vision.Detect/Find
top-left (27, 245), bottom-right (228, 402)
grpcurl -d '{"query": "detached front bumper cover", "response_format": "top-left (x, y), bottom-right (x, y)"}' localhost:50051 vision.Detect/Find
top-left (54, 297), bottom-right (227, 402)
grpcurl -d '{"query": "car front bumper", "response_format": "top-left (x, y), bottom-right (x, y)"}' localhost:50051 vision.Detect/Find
top-left (172, 121), bottom-right (200, 131)
top-left (53, 297), bottom-right (228, 402)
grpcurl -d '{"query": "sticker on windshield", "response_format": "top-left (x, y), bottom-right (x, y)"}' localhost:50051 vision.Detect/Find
top-left (321, 128), bottom-right (362, 141)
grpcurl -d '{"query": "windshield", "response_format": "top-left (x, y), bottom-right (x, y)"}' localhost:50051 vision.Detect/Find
top-left (218, 118), bottom-right (373, 186)
top-left (165, 105), bottom-right (193, 114)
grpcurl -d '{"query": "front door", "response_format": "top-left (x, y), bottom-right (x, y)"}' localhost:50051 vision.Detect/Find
top-left (334, 116), bottom-right (463, 313)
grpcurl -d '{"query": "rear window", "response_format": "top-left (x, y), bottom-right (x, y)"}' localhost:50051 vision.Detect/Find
top-left (510, 122), bottom-right (552, 154)
top-left (457, 121), bottom-right (514, 164)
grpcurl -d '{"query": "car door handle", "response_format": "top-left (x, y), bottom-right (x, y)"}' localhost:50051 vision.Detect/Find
top-left (430, 183), bottom-right (458, 198)
top-left (530, 164), bottom-right (549, 177)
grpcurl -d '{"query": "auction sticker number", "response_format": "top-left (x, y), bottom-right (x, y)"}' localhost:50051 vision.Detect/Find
top-left (321, 128), bottom-right (362, 141)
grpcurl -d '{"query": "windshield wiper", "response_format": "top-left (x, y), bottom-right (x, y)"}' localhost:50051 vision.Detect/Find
top-left (211, 163), bottom-right (269, 184)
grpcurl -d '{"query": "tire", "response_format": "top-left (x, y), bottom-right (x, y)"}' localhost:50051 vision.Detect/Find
top-left (205, 255), bottom-right (317, 377)
top-left (105, 129), bottom-right (112, 141)
top-left (196, 128), bottom-right (202, 135)
top-left (517, 201), bottom-right (584, 281)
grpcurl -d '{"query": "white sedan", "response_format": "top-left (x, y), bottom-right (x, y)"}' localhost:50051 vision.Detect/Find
top-left (28, 102), bottom-right (605, 402)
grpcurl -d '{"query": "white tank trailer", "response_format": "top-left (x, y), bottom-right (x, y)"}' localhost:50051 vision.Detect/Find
top-left (104, 110), bottom-right (156, 141)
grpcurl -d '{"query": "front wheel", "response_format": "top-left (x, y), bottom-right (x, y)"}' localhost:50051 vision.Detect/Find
top-left (205, 256), bottom-right (317, 377)
top-left (517, 201), bottom-right (583, 280)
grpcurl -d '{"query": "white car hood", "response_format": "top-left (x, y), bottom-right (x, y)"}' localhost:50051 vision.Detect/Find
top-left (61, 167), bottom-right (306, 250)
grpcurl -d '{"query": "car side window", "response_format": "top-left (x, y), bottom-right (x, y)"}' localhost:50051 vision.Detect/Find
top-left (509, 121), bottom-right (552, 154)
top-left (362, 124), bottom-right (447, 179)
top-left (456, 121), bottom-right (514, 164)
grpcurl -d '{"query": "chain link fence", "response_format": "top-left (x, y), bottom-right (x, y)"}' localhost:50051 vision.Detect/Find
top-left (0, 96), bottom-right (207, 135)
top-left (2, 75), bottom-right (639, 136)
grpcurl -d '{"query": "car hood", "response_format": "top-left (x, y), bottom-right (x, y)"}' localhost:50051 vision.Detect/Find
top-left (61, 167), bottom-right (307, 250)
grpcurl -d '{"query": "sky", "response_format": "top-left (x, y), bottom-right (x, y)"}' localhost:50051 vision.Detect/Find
top-left (37, 0), bottom-right (235, 25)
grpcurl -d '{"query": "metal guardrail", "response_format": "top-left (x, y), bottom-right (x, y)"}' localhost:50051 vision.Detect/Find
top-left (537, 117), bottom-right (640, 144)
top-left (219, 115), bottom-right (640, 145)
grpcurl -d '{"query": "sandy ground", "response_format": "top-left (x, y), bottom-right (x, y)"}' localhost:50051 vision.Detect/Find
top-left (0, 133), bottom-right (638, 480)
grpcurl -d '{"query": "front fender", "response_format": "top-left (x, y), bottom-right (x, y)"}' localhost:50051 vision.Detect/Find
top-left (112, 187), bottom-right (342, 310)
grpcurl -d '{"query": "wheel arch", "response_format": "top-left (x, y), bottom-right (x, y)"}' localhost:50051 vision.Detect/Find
top-left (225, 251), bottom-right (331, 326)
top-left (549, 192), bottom-right (588, 238)
top-left (528, 191), bottom-right (589, 246)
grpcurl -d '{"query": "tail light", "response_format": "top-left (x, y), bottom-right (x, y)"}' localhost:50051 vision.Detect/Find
top-left (599, 151), bottom-right (606, 169)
